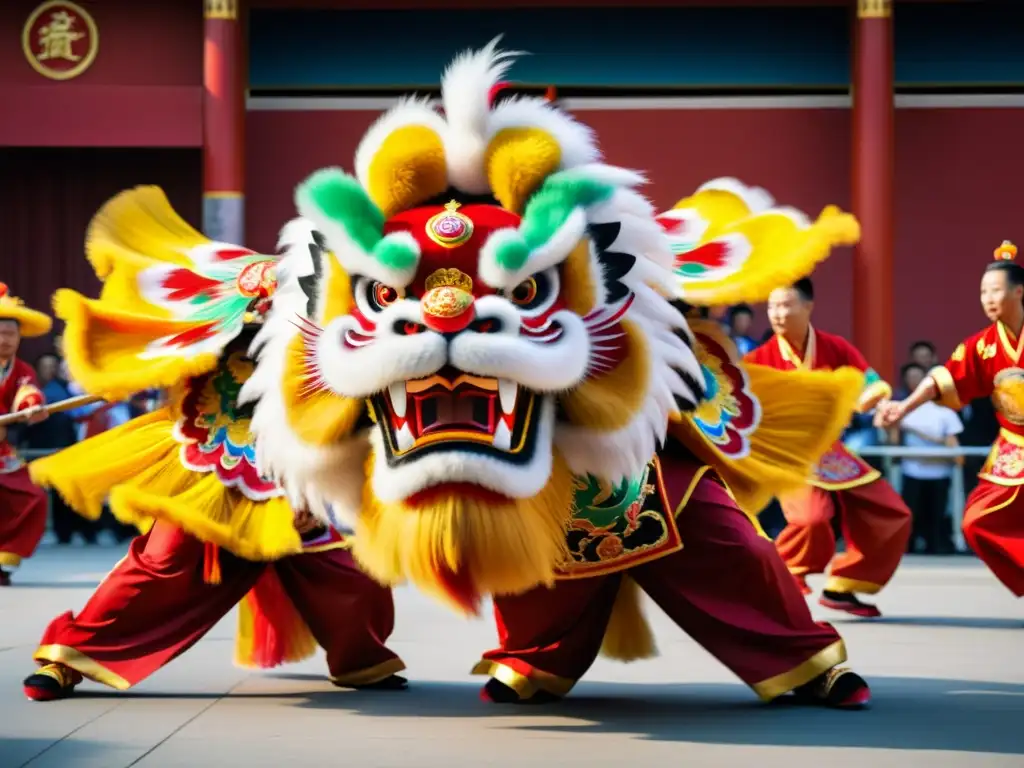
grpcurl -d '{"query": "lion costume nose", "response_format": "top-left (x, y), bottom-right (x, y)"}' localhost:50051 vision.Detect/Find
top-left (420, 285), bottom-right (476, 333)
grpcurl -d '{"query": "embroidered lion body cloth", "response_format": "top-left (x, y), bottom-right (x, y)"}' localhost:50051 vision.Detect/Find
top-left (243, 40), bottom-right (866, 614)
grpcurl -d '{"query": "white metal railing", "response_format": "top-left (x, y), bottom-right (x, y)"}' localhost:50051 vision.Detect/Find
top-left (856, 444), bottom-right (992, 553)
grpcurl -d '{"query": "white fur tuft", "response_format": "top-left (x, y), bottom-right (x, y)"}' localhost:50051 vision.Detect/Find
top-left (696, 177), bottom-right (775, 214)
top-left (441, 36), bottom-right (523, 194)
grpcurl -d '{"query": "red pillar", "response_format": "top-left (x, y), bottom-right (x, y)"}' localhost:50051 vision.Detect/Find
top-left (851, 0), bottom-right (895, 379)
top-left (203, 0), bottom-right (245, 244)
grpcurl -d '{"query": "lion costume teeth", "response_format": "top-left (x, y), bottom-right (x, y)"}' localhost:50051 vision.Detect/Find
top-left (246, 40), bottom-right (864, 616)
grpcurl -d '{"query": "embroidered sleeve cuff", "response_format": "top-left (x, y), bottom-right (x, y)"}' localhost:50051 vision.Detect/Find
top-left (928, 365), bottom-right (962, 410)
top-left (856, 380), bottom-right (892, 413)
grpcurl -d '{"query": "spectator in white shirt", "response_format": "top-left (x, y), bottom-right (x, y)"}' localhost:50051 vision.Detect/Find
top-left (892, 363), bottom-right (964, 554)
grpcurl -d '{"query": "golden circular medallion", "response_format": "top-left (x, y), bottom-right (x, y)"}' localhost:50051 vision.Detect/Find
top-left (236, 261), bottom-right (277, 298)
top-left (426, 201), bottom-right (474, 249)
top-left (22, 1), bottom-right (99, 82)
top-left (422, 286), bottom-right (472, 319)
top-left (993, 368), bottom-right (1024, 426)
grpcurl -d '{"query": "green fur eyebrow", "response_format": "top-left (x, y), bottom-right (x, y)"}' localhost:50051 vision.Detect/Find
top-left (494, 171), bottom-right (615, 272)
top-left (297, 168), bottom-right (417, 273)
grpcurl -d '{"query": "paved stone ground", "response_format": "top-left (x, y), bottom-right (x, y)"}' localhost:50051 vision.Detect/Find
top-left (0, 544), bottom-right (1022, 767)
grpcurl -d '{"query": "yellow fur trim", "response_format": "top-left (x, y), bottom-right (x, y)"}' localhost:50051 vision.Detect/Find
top-left (282, 333), bottom-right (366, 446)
top-left (353, 452), bottom-right (576, 614)
top-left (319, 252), bottom-right (354, 323)
top-left (366, 125), bottom-right (449, 219)
top-left (599, 576), bottom-right (658, 662)
top-left (55, 290), bottom-right (219, 400)
top-left (678, 193), bottom-right (861, 306)
top-left (110, 483), bottom-right (301, 562)
top-left (234, 589), bottom-right (318, 669)
top-left (561, 239), bottom-right (597, 317)
top-left (560, 319), bottom-right (649, 432)
top-left (30, 408), bottom-right (181, 521)
top-left (31, 405), bottom-right (302, 560)
top-left (484, 127), bottom-right (562, 214)
top-left (670, 364), bottom-right (865, 515)
top-left (235, 595), bottom-right (258, 666)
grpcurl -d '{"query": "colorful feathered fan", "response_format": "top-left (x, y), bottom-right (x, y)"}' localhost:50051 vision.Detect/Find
top-left (660, 178), bottom-right (860, 307)
top-left (56, 187), bottom-right (289, 400)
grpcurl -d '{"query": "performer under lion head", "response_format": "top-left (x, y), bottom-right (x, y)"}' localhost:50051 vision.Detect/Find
top-left (247, 40), bottom-right (864, 615)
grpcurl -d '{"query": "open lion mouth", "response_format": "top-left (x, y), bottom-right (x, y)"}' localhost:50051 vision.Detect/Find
top-left (371, 365), bottom-right (540, 466)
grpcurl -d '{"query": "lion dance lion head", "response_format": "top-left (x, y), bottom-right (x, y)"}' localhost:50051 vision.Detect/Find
top-left (244, 41), bottom-right (707, 612)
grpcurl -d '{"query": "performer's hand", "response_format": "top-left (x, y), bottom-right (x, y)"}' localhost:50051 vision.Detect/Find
top-left (293, 507), bottom-right (321, 535)
top-left (21, 405), bottom-right (48, 425)
top-left (875, 400), bottom-right (905, 428)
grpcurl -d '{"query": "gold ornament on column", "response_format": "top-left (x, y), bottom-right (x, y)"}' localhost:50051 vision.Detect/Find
top-left (857, 0), bottom-right (892, 19)
top-left (205, 0), bottom-right (238, 20)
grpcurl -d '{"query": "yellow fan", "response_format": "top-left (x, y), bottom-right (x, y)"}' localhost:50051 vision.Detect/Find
top-left (670, 318), bottom-right (864, 517)
top-left (59, 186), bottom-right (274, 400)
top-left (659, 178), bottom-right (860, 307)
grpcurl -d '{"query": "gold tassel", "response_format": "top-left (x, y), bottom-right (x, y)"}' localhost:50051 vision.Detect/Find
top-left (599, 576), bottom-right (658, 662)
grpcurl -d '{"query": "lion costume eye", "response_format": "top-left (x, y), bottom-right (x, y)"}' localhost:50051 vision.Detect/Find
top-left (502, 268), bottom-right (559, 317)
top-left (354, 276), bottom-right (403, 316)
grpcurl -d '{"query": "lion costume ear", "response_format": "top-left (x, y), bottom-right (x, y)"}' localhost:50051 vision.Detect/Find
top-left (354, 99), bottom-right (450, 219)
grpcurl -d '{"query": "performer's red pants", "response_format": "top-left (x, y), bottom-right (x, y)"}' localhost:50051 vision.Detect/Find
top-left (0, 467), bottom-right (48, 570)
top-left (34, 522), bottom-right (403, 689)
top-left (475, 474), bottom-right (846, 701)
top-left (962, 480), bottom-right (1024, 597)
top-left (777, 479), bottom-right (911, 595)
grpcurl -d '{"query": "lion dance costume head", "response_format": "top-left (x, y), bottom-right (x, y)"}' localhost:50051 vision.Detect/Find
top-left (247, 40), bottom-right (860, 613)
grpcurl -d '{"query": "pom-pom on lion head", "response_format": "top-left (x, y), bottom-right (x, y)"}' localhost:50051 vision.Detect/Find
top-left (244, 40), bottom-right (705, 613)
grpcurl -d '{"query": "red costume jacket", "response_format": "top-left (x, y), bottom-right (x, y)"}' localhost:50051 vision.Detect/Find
top-left (745, 327), bottom-right (890, 491)
top-left (931, 322), bottom-right (1024, 487)
top-left (0, 358), bottom-right (44, 474)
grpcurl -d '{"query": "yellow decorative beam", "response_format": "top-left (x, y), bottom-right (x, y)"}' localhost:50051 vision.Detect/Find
top-left (858, 0), bottom-right (892, 19)
top-left (205, 0), bottom-right (238, 20)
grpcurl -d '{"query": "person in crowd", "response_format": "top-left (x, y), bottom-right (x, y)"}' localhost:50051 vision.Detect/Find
top-left (909, 340), bottom-right (937, 370)
top-left (893, 340), bottom-right (939, 398)
top-left (891, 363), bottom-right (963, 554)
top-left (25, 352), bottom-right (95, 544)
top-left (728, 304), bottom-right (758, 355)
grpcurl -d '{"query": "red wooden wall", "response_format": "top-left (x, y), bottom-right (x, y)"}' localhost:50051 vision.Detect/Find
top-left (246, 105), bottom-right (1024, 376)
top-left (0, 0), bottom-right (203, 147)
top-left (0, 147), bottom-right (202, 361)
